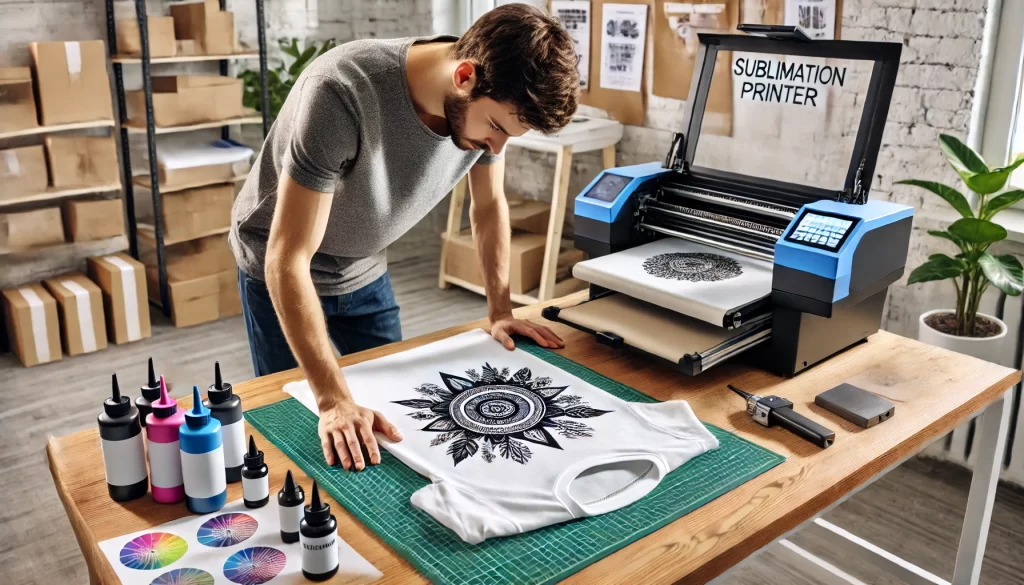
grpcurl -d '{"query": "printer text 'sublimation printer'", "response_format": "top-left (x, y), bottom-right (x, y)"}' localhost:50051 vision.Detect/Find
top-left (542, 26), bottom-right (913, 377)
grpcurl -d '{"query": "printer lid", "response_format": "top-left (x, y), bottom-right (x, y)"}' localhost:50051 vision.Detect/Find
top-left (675, 31), bottom-right (902, 205)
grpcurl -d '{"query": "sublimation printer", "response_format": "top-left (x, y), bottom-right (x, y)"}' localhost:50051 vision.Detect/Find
top-left (543, 26), bottom-right (913, 377)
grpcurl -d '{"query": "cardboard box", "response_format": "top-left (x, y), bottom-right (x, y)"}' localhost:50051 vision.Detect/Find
top-left (45, 135), bottom-right (120, 188)
top-left (116, 16), bottom-right (177, 58)
top-left (176, 40), bottom-right (200, 56)
top-left (141, 232), bottom-right (235, 281)
top-left (2, 283), bottom-right (62, 367)
top-left (42, 272), bottom-right (108, 356)
top-left (0, 207), bottom-right (65, 251)
top-left (156, 140), bottom-right (253, 188)
top-left (87, 253), bottom-right (152, 344)
top-left (170, 0), bottom-right (236, 55)
top-left (159, 183), bottom-right (234, 242)
top-left (63, 198), bottom-right (125, 242)
top-left (0, 145), bottom-right (49, 202)
top-left (146, 267), bottom-right (237, 327)
top-left (30, 40), bottom-right (114, 125)
top-left (507, 196), bottom-right (551, 234)
top-left (442, 230), bottom-right (549, 295)
top-left (127, 75), bottom-right (243, 127)
top-left (0, 68), bottom-right (39, 133)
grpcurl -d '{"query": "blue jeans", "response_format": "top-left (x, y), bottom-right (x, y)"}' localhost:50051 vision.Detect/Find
top-left (237, 268), bottom-right (402, 377)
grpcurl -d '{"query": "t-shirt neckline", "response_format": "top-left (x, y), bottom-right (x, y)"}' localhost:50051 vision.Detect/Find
top-left (399, 35), bottom-right (459, 143)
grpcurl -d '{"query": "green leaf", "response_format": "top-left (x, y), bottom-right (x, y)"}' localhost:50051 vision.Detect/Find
top-left (981, 189), bottom-right (1024, 219)
top-left (965, 169), bottom-right (1013, 195)
top-left (894, 180), bottom-right (972, 218)
top-left (980, 253), bottom-right (1024, 296)
top-left (289, 45), bottom-right (318, 77)
top-left (939, 134), bottom-right (988, 176)
top-left (927, 229), bottom-right (967, 250)
top-left (948, 218), bottom-right (1007, 245)
top-left (909, 254), bottom-right (967, 284)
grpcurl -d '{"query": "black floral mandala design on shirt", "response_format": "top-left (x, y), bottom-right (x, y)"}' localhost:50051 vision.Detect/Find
top-left (643, 252), bottom-right (742, 282)
top-left (392, 364), bottom-right (612, 466)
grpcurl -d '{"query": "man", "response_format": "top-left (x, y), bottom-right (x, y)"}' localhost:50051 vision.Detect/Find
top-left (229, 4), bottom-right (581, 473)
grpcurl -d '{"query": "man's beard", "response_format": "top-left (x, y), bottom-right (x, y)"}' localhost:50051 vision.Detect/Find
top-left (443, 93), bottom-right (486, 152)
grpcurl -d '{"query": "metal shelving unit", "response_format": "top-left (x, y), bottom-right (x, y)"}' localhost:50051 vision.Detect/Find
top-left (104, 0), bottom-right (270, 318)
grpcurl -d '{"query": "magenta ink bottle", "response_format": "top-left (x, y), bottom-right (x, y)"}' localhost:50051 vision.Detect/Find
top-left (136, 357), bottom-right (160, 427)
top-left (98, 374), bottom-right (148, 502)
top-left (145, 375), bottom-right (186, 504)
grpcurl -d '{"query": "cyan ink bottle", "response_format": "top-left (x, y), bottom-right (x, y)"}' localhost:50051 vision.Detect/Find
top-left (300, 480), bottom-right (339, 581)
top-left (278, 469), bottom-right (305, 543)
top-left (136, 357), bottom-right (160, 427)
top-left (98, 374), bottom-right (148, 502)
top-left (146, 375), bottom-right (185, 504)
top-left (180, 386), bottom-right (227, 514)
top-left (242, 435), bottom-right (269, 508)
top-left (204, 361), bottom-right (245, 483)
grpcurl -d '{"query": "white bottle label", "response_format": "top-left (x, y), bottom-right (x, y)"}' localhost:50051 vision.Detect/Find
top-left (279, 501), bottom-right (304, 534)
top-left (181, 445), bottom-right (227, 499)
top-left (147, 439), bottom-right (183, 489)
top-left (221, 420), bottom-right (246, 468)
top-left (300, 530), bottom-right (339, 576)
top-left (100, 434), bottom-right (147, 487)
top-left (242, 475), bottom-right (269, 502)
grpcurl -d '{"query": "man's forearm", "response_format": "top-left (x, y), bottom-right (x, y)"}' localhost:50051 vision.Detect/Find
top-left (265, 256), bottom-right (351, 409)
top-left (470, 197), bottom-right (513, 321)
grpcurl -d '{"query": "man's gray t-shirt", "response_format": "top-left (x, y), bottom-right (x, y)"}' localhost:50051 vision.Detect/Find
top-left (230, 34), bottom-right (499, 295)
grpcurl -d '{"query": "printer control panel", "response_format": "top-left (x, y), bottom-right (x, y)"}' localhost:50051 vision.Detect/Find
top-left (784, 209), bottom-right (859, 252)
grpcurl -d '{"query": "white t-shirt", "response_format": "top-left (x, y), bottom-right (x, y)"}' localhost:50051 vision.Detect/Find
top-left (284, 329), bottom-right (719, 544)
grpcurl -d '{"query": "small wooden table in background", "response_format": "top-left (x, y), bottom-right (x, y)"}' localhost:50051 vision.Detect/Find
top-left (439, 116), bottom-right (624, 304)
top-left (48, 291), bottom-right (1019, 584)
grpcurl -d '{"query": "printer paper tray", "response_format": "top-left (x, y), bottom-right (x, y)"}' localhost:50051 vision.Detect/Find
top-left (541, 293), bottom-right (772, 375)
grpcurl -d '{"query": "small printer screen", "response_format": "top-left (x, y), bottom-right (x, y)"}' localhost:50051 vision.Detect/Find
top-left (584, 173), bottom-right (631, 202)
top-left (785, 210), bottom-right (858, 251)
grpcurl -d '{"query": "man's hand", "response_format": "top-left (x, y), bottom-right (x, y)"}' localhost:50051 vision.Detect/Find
top-left (490, 314), bottom-right (565, 350)
top-left (317, 399), bottom-right (403, 471)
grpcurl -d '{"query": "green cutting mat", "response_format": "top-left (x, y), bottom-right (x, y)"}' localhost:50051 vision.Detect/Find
top-left (245, 340), bottom-right (784, 585)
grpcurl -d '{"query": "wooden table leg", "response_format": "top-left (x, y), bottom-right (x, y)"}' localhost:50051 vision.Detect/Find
top-left (438, 175), bottom-right (468, 289)
top-left (602, 144), bottom-right (616, 169)
top-left (538, 146), bottom-right (573, 302)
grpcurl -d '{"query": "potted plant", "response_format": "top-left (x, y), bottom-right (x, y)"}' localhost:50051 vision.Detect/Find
top-left (239, 38), bottom-right (337, 122)
top-left (897, 134), bottom-right (1024, 361)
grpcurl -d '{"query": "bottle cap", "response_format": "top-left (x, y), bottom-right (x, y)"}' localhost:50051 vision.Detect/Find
top-left (150, 376), bottom-right (178, 418)
top-left (278, 469), bottom-right (304, 505)
top-left (304, 480), bottom-right (332, 525)
top-left (103, 374), bottom-right (131, 417)
top-left (244, 435), bottom-right (264, 468)
top-left (184, 386), bottom-right (211, 428)
top-left (207, 361), bottom-right (234, 404)
top-left (140, 357), bottom-right (160, 400)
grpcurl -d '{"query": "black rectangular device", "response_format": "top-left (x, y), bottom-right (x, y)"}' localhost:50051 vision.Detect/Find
top-left (815, 383), bottom-right (895, 428)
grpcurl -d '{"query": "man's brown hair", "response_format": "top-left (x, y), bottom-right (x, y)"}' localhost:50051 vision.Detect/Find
top-left (452, 3), bottom-right (580, 134)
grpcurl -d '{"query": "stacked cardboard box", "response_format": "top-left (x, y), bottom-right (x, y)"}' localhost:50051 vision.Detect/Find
top-left (0, 207), bottom-right (65, 252)
top-left (43, 273), bottom-right (108, 356)
top-left (116, 16), bottom-right (177, 58)
top-left (127, 75), bottom-right (243, 127)
top-left (142, 233), bottom-right (240, 327)
top-left (87, 253), bottom-right (152, 345)
top-left (441, 230), bottom-right (587, 295)
top-left (46, 135), bottom-right (120, 188)
top-left (63, 198), bottom-right (125, 242)
top-left (0, 67), bottom-right (38, 133)
top-left (30, 41), bottom-right (113, 125)
top-left (157, 183), bottom-right (235, 243)
top-left (0, 145), bottom-right (48, 202)
top-left (170, 0), bottom-right (236, 55)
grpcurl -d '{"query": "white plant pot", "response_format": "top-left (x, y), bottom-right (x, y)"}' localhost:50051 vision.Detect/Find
top-left (917, 309), bottom-right (1009, 363)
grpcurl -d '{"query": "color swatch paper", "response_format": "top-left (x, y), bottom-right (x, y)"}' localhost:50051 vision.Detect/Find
top-left (98, 499), bottom-right (381, 585)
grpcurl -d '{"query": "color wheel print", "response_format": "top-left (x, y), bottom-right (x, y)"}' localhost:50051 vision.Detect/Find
top-left (119, 532), bottom-right (188, 570)
top-left (197, 512), bottom-right (258, 547)
top-left (150, 568), bottom-right (215, 585)
top-left (223, 546), bottom-right (287, 584)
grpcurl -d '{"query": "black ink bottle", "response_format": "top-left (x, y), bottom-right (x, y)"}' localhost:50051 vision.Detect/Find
top-left (300, 480), bottom-right (339, 581)
top-left (98, 374), bottom-right (148, 501)
top-left (242, 435), bottom-right (269, 508)
top-left (278, 469), bottom-right (305, 543)
top-left (204, 361), bottom-right (245, 483)
top-left (135, 357), bottom-right (160, 427)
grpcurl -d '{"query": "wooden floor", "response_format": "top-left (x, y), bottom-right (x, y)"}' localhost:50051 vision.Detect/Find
top-left (1, 234), bottom-right (1022, 585)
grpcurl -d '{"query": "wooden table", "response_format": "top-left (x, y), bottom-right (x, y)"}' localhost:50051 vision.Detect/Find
top-left (48, 291), bottom-right (1020, 585)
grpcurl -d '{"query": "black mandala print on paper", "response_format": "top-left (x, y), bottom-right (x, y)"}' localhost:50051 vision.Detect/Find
top-left (643, 252), bottom-right (743, 282)
top-left (392, 364), bottom-right (612, 466)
